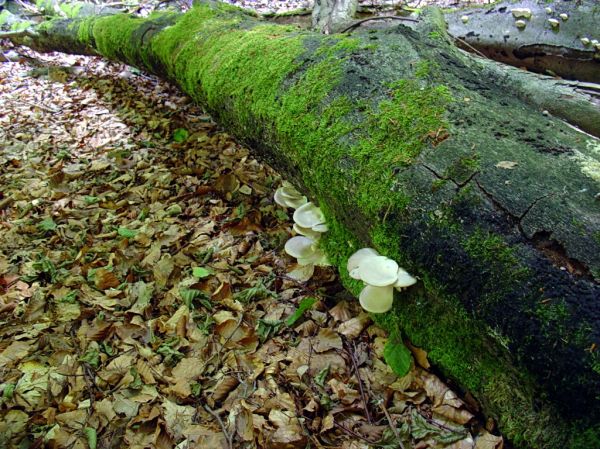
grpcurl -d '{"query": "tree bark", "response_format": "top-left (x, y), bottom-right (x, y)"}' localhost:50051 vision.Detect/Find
top-left (3, 3), bottom-right (600, 448)
top-left (312, 0), bottom-right (358, 33)
top-left (445, 0), bottom-right (600, 83)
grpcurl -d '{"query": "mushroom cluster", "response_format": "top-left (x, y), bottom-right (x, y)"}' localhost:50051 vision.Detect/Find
top-left (274, 182), bottom-right (330, 281)
top-left (347, 248), bottom-right (416, 314)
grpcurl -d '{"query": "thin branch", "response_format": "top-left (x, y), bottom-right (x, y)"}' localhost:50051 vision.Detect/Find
top-left (341, 15), bottom-right (419, 34)
top-left (453, 36), bottom-right (488, 59)
top-left (344, 340), bottom-right (372, 424)
top-left (203, 404), bottom-right (233, 449)
top-left (333, 421), bottom-right (379, 445)
top-left (0, 30), bottom-right (34, 40)
top-left (380, 400), bottom-right (405, 449)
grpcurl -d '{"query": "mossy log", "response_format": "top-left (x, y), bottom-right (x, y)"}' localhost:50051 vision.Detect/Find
top-left (4, 3), bottom-right (600, 448)
top-left (445, 0), bottom-right (600, 83)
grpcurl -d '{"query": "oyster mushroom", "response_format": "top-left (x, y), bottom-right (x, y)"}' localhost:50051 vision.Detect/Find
top-left (284, 235), bottom-right (329, 281)
top-left (347, 247), bottom-right (380, 279)
top-left (274, 182), bottom-right (307, 209)
top-left (293, 223), bottom-right (323, 241)
top-left (293, 202), bottom-right (327, 231)
top-left (347, 248), bottom-right (417, 313)
top-left (394, 268), bottom-right (417, 288)
top-left (356, 256), bottom-right (399, 287)
top-left (359, 285), bottom-right (394, 313)
top-left (511, 8), bottom-right (532, 19)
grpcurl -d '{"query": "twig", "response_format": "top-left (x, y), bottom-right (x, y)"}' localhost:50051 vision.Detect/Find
top-left (345, 340), bottom-right (372, 424)
top-left (452, 36), bottom-right (488, 59)
top-left (203, 404), bottom-right (233, 449)
top-left (0, 30), bottom-right (34, 40)
top-left (341, 15), bottom-right (419, 34)
top-left (380, 400), bottom-right (405, 449)
top-left (333, 421), bottom-right (379, 445)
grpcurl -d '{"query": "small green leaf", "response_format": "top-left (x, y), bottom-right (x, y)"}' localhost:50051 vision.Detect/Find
top-left (166, 204), bottom-right (182, 216)
top-left (2, 383), bottom-right (15, 400)
top-left (118, 227), bottom-right (137, 239)
top-left (84, 196), bottom-right (99, 205)
top-left (38, 218), bottom-right (57, 232)
top-left (383, 338), bottom-right (412, 377)
top-left (192, 267), bottom-right (212, 278)
top-left (314, 366), bottom-right (329, 387)
top-left (83, 427), bottom-right (97, 449)
top-left (285, 297), bottom-right (318, 326)
top-left (180, 288), bottom-right (210, 309)
top-left (173, 128), bottom-right (189, 143)
top-left (256, 319), bottom-right (283, 343)
top-left (79, 347), bottom-right (100, 369)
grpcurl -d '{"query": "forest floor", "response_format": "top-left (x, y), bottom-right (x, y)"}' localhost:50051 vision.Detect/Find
top-left (0, 38), bottom-right (502, 449)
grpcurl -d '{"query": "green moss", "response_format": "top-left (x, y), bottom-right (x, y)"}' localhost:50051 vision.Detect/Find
top-left (463, 228), bottom-right (518, 267)
top-left (59, 2), bottom-right (83, 18)
top-left (92, 14), bottom-right (148, 63)
top-left (75, 16), bottom-right (95, 46)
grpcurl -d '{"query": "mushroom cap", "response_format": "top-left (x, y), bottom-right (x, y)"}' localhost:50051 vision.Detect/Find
top-left (287, 263), bottom-right (315, 282)
top-left (359, 285), bottom-right (394, 313)
top-left (298, 248), bottom-right (330, 267)
top-left (274, 185), bottom-right (307, 209)
top-left (312, 223), bottom-right (329, 233)
top-left (293, 223), bottom-right (322, 241)
top-left (284, 236), bottom-right (315, 259)
top-left (515, 19), bottom-right (527, 28)
top-left (357, 256), bottom-right (399, 287)
top-left (293, 202), bottom-right (326, 229)
top-left (394, 268), bottom-right (417, 289)
top-left (511, 8), bottom-right (532, 19)
top-left (347, 248), bottom-right (380, 274)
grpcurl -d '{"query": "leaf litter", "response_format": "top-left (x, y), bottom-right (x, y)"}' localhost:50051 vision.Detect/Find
top-left (0, 44), bottom-right (503, 449)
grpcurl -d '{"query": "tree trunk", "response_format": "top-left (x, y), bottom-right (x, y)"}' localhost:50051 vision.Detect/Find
top-left (445, 0), bottom-right (600, 83)
top-left (3, 3), bottom-right (600, 448)
top-left (312, 0), bottom-right (358, 33)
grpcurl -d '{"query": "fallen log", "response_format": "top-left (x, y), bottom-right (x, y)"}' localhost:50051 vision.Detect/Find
top-left (3, 3), bottom-right (600, 448)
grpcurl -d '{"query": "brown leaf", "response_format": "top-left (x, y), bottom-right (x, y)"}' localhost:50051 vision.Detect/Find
top-left (329, 300), bottom-right (352, 322)
top-left (338, 313), bottom-right (371, 339)
top-left (406, 340), bottom-right (430, 369)
top-left (475, 430), bottom-right (504, 449)
top-left (94, 268), bottom-right (120, 290)
top-left (312, 328), bottom-right (343, 353)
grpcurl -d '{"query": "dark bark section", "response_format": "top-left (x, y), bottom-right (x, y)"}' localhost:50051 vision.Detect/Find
top-left (4, 4), bottom-right (600, 447)
top-left (445, 0), bottom-right (600, 83)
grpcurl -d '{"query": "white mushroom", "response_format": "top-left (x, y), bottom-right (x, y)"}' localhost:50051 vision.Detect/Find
top-left (359, 285), bottom-right (394, 313)
top-left (559, 13), bottom-right (568, 21)
top-left (515, 20), bottom-right (527, 29)
top-left (394, 268), bottom-right (417, 289)
top-left (293, 202), bottom-right (326, 230)
top-left (581, 37), bottom-right (591, 46)
top-left (357, 256), bottom-right (399, 287)
top-left (544, 7), bottom-right (552, 14)
top-left (511, 8), bottom-right (532, 19)
top-left (284, 235), bottom-right (329, 279)
top-left (274, 182), bottom-right (307, 209)
top-left (284, 236), bottom-right (315, 260)
top-left (347, 247), bottom-right (380, 274)
top-left (460, 15), bottom-right (469, 24)
top-left (312, 223), bottom-right (329, 233)
top-left (548, 18), bottom-right (560, 28)
top-left (347, 248), bottom-right (417, 313)
top-left (293, 223), bottom-right (323, 241)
